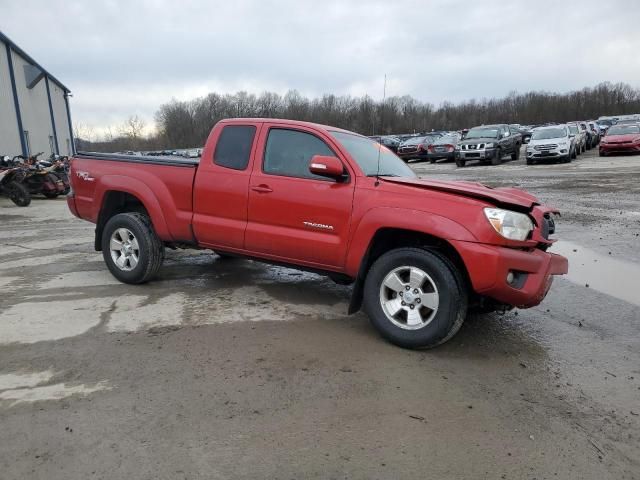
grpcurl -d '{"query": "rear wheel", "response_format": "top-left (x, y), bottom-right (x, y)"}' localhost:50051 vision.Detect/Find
top-left (363, 248), bottom-right (468, 349)
top-left (491, 149), bottom-right (502, 165)
top-left (511, 144), bottom-right (521, 160)
top-left (102, 212), bottom-right (164, 284)
top-left (6, 181), bottom-right (31, 207)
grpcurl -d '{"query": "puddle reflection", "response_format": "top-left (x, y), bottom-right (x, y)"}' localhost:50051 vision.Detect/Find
top-left (551, 241), bottom-right (640, 306)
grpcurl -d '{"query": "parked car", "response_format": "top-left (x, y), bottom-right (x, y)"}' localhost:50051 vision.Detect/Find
top-left (566, 123), bottom-right (586, 154)
top-left (67, 118), bottom-right (568, 349)
top-left (595, 118), bottom-right (614, 135)
top-left (599, 124), bottom-right (640, 156)
top-left (369, 135), bottom-right (401, 153)
top-left (614, 119), bottom-right (639, 125)
top-left (525, 125), bottom-right (575, 165)
top-left (426, 133), bottom-right (461, 163)
top-left (397, 134), bottom-right (442, 162)
top-left (455, 124), bottom-right (521, 167)
top-left (510, 124), bottom-right (533, 143)
top-left (586, 122), bottom-right (600, 147)
top-left (578, 122), bottom-right (596, 150)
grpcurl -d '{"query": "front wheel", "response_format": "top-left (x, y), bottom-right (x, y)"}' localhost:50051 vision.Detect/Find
top-left (511, 144), bottom-right (521, 160)
top-left (491, 149), bottom-right (502, 165)
top-left (363, 248), bottom-right (468, 349)
top-left (455, 158), bottom-right (466, 168)
top-left (7, 181), bottom-right (31, 206)
top-left (102, 212), bottom-right (165, 284)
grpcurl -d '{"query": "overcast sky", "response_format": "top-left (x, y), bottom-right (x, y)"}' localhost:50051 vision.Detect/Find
top-left (3, 0), bottom-right (639, 136)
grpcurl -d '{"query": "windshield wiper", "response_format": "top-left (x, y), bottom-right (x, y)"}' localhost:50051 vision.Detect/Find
top-left (367, 173), bottom-right (401, 177)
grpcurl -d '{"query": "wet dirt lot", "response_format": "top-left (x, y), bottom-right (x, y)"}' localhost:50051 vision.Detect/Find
top-left (1, 147), bottom-right (639, 479)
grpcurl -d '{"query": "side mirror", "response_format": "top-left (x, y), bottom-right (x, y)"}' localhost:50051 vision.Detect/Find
top-left (309, 155), bottom-right (345, 180)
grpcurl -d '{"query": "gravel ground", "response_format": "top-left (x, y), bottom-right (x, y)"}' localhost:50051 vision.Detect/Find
top-left (1, 147), bottom-right (639, 479)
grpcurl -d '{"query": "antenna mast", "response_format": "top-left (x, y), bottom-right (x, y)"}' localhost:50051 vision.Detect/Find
top-left (375, 74), bottom-right (387, 186)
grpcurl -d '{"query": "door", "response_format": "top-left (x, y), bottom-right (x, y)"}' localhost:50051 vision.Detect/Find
top-left (245, 125), bottom-right (355, 269)
top-left (192, 123), bottom-right (259, 249)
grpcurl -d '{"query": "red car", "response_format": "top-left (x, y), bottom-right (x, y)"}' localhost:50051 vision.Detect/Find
top-left (67, 118), bottom-right (568, 349)
top-left (599, 124), bottom-right (640, 156)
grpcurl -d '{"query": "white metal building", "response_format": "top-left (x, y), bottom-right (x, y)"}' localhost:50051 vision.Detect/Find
top-left (0, 31), bottom-right (73, 158)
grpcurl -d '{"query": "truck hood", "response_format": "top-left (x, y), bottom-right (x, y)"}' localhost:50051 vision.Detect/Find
top-left (459, 137), bottom-right (498, 145)
top-left (381, 177), bottom-right (539, 209)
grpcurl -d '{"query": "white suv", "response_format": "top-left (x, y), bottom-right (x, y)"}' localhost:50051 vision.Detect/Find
top-left (526, 125), bottom-right (575, 165)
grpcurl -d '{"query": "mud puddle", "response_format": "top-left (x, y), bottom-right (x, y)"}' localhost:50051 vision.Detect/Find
top-left (551, 241), bottom-right (640, 306)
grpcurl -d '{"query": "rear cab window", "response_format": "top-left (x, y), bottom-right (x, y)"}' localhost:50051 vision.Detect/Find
top-left (214, 125), bottom-right (257, 170)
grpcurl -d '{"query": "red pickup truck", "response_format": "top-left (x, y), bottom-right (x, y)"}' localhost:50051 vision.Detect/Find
top-left (68, 118), bottom-right (568, 349)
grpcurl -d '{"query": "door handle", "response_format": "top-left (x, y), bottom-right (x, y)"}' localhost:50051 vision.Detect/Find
top-left (251, 184), bottom-right (273, 193)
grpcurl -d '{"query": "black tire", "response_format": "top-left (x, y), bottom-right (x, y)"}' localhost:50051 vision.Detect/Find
top-left (526, 158), bottom-right (535, 165)
top-left (43, 191), bottom-right (59, 199)
top-left (455, 158), bottom-right (466, 168)
top-left (363, 248), bottom-right (468, 349)
top-left (572, 147), bottom-right (577, 159)
top-left (101, 212), bottom-right (164, 284)
top-left (429, 158), bottom-right (435, 164)
top-left (491, 149), bottom-right (502, 165)
top-left (598, 150), bottom-right (605, 157)
top-left (511, 144), bottom-right (521, 160)
top-left (6, 181), bottom-right (31, 207)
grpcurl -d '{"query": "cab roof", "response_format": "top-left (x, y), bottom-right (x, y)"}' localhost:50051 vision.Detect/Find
top-left (218, 118), bottom-right (357, 135)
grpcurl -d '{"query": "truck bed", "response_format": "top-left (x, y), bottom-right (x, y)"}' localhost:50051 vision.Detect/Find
top-left (76, 151), bottom-right (200, 167)
top-left (70, 152), bottom-right (198, 244)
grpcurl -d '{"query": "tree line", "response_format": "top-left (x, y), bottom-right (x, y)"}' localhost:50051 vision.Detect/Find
top-left (76, 82), bottom-right (640, 152)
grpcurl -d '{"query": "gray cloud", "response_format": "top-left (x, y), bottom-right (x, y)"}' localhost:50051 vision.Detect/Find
top-left (3, 0), bottom-right (639, 133)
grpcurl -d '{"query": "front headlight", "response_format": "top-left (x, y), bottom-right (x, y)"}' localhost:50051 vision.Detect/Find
top-left (484, 208), bottom-right (534, 241)
top-left (485, 142), bottom-right (495, 148)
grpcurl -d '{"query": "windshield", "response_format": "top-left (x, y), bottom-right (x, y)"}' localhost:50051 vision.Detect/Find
top-left (403, 136), bottom-right (428, 145)
top-left (434, 134), bottom-right (459, 144)
top-left (598, 119), bottom-right (613, 126)
top-left (331, 131), bottom-right (416, 178)
top-left (607, 125), bottom-right (640, 135)
top-left (531, 128), bottom-right (566, 140)
top-left (466, 127), bottom-right (499, 139)
top-left (568, 125), bottom-right (578, 134)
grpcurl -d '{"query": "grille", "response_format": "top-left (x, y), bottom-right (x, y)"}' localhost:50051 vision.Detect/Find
top-left (400, 146), bottom-right (418, 153)
top-left (534, 144), bottom-right (558, 151)
top-left (461, 143), bottom-right (485, 150)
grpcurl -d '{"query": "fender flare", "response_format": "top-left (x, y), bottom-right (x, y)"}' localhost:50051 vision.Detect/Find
top-left (345, 207), bottom-right (477, 314)
top-left (345, 207), bottom-right (477, 277)
top-left (94, 175), bottom-right (172, 240)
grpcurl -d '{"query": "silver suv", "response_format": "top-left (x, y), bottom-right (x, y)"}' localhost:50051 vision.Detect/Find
top-left (526, 125), bottom-right (575, 165)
